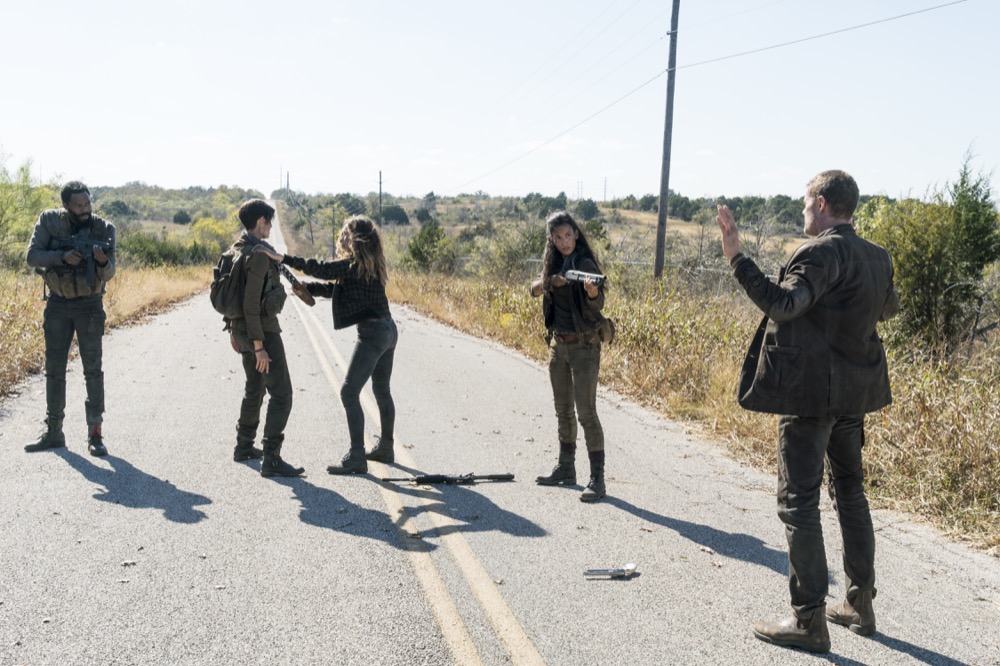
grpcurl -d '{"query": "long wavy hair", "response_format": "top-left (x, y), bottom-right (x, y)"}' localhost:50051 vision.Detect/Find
top-left (540, 210), bottom-right (601, 282)
top-left (337, 215), bottom-right (388, 285)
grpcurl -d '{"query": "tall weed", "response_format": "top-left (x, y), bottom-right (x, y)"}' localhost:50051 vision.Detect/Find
top-left (0, 266), bottom-right (208, 396)
top-left (388, 270), bottom-right (999, 552)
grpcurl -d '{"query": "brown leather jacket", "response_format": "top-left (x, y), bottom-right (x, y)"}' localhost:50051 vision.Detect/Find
top-left (733, 224), bottom-right (899, 417)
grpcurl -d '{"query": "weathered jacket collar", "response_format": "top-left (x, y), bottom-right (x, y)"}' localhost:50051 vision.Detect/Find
top-left (817, 223), bottom-right (856, 239)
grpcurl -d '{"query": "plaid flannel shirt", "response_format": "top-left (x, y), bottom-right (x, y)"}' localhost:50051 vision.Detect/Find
top-left (282, 255), bottom-right (390, 329)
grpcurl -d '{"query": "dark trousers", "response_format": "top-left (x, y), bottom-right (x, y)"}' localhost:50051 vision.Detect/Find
top-left (43, 296), bottom-right (106, 426)
top-left (237, 331), bottom-right (293, 448)
top-left (342, 317), bottom-right (397, 449)
top-left (777, 414), bottom-right (876, 616)
top-left (548, 339), bottom-right (604, 452)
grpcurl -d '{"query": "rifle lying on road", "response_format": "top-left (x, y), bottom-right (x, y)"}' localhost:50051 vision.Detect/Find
top-left (381, 473), bottom-right (515, 485)
top-left (563, 269), bottom-right (606, 286)
top-left (45, 230), bottom-right (112, 288)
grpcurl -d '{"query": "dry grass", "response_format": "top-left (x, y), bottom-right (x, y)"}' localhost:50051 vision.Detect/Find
top-left (0, 266), bottom-right (209, 396)
top-left (388, 271), bottom-right (1000, 554)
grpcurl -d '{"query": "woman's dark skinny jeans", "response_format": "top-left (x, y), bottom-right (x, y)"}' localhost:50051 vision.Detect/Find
top-left (341, 317), bottom-right (397, 450)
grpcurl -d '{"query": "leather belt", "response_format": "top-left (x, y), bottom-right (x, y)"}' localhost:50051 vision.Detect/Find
top-left (553, 333), bottom-right (579, 344)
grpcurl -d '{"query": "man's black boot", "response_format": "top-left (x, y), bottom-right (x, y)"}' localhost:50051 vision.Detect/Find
top-left (536, 442), bottom-right (576, 485)
top-left (87, 424), bottom-right (108, 457)
top-left (328, 448), bottom-right (368, 475)
top-left (260, 443), bottom-right (304, 478)
top-left (25, 418), bottom-right (66, 452)
top-left (364, 437), bottom-right (394, 463)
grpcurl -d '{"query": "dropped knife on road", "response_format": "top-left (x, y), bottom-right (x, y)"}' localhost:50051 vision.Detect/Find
top-left (584, 562), bottom-right (638, 578)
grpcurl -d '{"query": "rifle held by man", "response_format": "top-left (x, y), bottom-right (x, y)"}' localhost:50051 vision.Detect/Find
top-left (47, 231), bottom-right (112, 288)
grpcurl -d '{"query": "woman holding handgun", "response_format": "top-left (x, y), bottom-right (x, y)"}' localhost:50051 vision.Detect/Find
top-left (529, 210), bottom-right (608, 502)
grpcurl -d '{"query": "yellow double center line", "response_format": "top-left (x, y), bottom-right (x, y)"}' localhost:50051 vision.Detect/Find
top-left (289, 296), bottom-right (545, 666)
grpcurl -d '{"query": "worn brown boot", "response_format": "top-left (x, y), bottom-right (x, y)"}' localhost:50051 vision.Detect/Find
top-left (827, 590), bottom-right (876, 636)
top-left (753, 606), bottom-right (831, 654)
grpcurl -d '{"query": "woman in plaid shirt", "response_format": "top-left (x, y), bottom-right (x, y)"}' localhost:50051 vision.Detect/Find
top-left (259, 215), bottom-right (397, 475)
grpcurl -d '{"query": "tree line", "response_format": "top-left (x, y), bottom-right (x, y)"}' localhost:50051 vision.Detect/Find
top-left (3, 152), bottom-right (998, 353)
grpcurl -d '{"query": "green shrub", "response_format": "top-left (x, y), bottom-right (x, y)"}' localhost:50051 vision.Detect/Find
top-left (857, 157), bottom-right (1000, 350)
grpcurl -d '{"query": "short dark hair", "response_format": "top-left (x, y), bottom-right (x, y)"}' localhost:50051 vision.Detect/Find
top-left (60, 181), bottom-right (90, 206)
top-left (238, 199), bottom-right (275, 230)
top-left (807, 170), bottom-right (859, 220)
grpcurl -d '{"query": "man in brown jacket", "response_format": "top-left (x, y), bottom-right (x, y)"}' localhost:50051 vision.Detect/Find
top-left (716, 170), bottom-right (899, 654)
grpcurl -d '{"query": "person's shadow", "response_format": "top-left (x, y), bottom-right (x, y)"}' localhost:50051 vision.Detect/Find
top-left (817, 635), bottom-right (971, 666)
top-left (377, 463), bottom-right (547, 541)
top-left (59, 450), bottom-right (211, 524)
top-left (871, 633), bottom-right (972, 666)
top-left (606, 496), bottom-right (787, 575)
top-left (271, 475), bottom-right (425, 551)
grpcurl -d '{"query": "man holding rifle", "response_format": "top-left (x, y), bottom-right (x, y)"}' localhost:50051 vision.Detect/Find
top-left (25, 181), bottom-right (116, 457)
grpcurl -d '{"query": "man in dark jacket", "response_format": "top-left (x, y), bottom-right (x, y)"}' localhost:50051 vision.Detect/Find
top-left (716, 170), bottom-right (899, 654)
top-left (25, 181), bottom-right (116, 457)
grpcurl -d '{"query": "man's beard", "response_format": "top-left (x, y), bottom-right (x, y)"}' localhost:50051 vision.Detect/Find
top-left (68, 210), bottom-right (92, 226)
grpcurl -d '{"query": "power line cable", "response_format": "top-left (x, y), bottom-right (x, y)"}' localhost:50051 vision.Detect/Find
top-left (674, 0), bottom-right (968, 72)
top-left (454, 0), bottom-right (624, 139)
top-left (453, 0), bottom-right (644, 148)
top-left (522, 28), bottom-right (668, 135)
top-left (446, 27), bottom-right (670, 178)
top-left (444, 70), bottom-right (667, 194)
top-left (683, 0), bottom-right (792, 30)
top-left (444, 0), bottom-right (968, 194)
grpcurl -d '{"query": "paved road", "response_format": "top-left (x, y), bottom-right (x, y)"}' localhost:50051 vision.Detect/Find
top-left (2, 217), bottom-right (999, 665)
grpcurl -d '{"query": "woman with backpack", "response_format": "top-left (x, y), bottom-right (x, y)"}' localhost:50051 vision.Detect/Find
top-left (256, 215), bottom-right (397, 476)
top-left (529, 210), bottom-right (608, 502)
top-left (226, 199), bottom-right (304, 478)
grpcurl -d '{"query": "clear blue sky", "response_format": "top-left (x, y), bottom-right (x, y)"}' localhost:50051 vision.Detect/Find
top-left (1, 0), bottom-right (994, 201)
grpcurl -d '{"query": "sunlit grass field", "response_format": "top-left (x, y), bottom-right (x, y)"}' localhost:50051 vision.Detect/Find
top-left (3, 237), bottom-right (997, 553)
top-left (0, 266), bottom-right (209, 396)
top-left (387, 271), bottom-right (1000, 554)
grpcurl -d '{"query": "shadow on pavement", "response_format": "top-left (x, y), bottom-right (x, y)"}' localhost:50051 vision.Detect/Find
top-left (872, 633), bottom-right (969, 666)
top-left (377, 464), bottom-right (547, 541)
top-left (606, 496), bottom-right (787, 575)
top-left (59, 450), bottom-right (211, 524)
top-left (271, 476), bottom-right (424, 552)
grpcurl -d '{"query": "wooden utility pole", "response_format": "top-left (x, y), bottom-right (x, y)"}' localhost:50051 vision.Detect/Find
top-left (654, 0), bottom-right (681, 278)
top-left (378, 170), bottom-right (383, 225)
